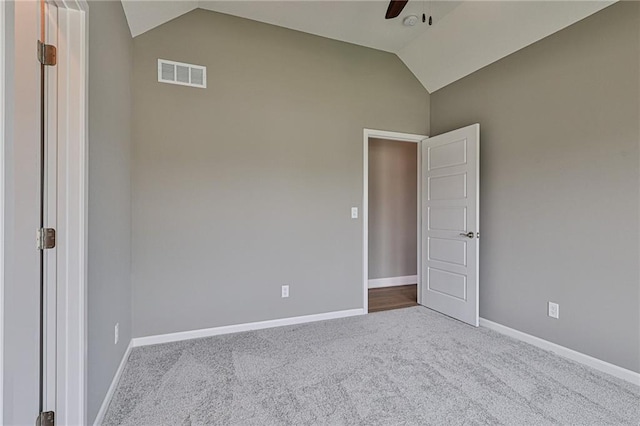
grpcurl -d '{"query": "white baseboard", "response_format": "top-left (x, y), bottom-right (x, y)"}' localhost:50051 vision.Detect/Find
top-left (479, 318), bottom-right (640, 387)
top-left (93, 340), bottom-right (133, 425)
top-left (368, 275), bottom-right (418, 289)
top-left (132, 308), bottom-right (366, 347)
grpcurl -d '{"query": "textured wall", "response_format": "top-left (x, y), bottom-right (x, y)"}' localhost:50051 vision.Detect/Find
top-left (131, 9), bottom-right (429, 338)
top-left (368, 139), bottom-right (418, 280)
top-left (430, 2), bottom-right (640, 372)
top-left (87, 0), bottom-right (133, 422)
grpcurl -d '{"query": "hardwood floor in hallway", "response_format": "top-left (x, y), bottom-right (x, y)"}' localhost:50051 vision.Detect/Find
top-left (368, 284), bottom-right (418, 313)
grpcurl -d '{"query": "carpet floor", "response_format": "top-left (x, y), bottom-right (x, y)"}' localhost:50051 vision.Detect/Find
top-left (103, 307), bottom-right (640, 425)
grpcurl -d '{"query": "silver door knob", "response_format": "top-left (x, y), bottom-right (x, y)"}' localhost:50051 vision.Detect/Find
top-left (460, 232), bottom-right (474, 238)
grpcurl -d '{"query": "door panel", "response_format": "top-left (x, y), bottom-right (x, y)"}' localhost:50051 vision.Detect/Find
top-left (428, 173), bottom-right (467, 200)
top-left (428, 268), bottom-right (467, 300)
top-left (428, 237), bottom-right (466, 266)
top-left (421, 124), bottom-right (479, 326)
top-left (428, 137), bottom-right (467, 170)
top-left (428, 206), bottom-right (466, 231)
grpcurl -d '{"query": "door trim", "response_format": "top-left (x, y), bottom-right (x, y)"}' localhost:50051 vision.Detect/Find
top-left (0, 0), bottom-right (6, 420)
top-left (43, 3), bottom-right (58, 413)
top-left (362, 129), bottom-right (427, 313)
top-left (46, 1), bottom-right (89, 424)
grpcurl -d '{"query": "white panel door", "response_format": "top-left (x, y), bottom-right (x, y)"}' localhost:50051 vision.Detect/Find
top-left (421, 124), bottom-right (479, 326)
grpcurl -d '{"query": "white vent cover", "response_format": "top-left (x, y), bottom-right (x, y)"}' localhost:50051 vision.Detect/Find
top-left (157, 59), bottom-right (207, 88)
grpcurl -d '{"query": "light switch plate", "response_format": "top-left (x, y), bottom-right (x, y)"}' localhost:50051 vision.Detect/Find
top-left (351, 207), bottom-right (358, 219)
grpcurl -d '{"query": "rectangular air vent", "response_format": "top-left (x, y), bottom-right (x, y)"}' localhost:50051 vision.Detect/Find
top-left (157, 59), bottom-right (207, 88)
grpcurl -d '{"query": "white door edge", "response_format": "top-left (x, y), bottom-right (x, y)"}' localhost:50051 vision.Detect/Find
top-left (45, 2), bottom-right (89, 424)
top-left (43, 3), bottom-right (59, 413)
top-left (362, 129), bottom-right (427, 313)
top-left (0, 0), bottom-right (6, 420)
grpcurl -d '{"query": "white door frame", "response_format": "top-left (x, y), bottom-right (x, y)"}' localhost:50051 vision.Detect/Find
top-left (46, 1), bottom-right (89, 424)
top-left (0, 0), bottom-right (6, 420)
top-left (44, 3), bottom-right (59, 412)
top-left (362, 129), bottom-right (427, 313)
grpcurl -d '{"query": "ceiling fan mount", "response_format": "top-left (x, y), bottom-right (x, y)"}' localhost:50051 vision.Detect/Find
top-left (386, 0), bottom-right (432, 25)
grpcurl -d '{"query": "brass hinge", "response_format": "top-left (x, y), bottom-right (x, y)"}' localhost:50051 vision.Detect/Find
top-left (37, 41), bottom-right (57, 66)
top-left (36, 411), bottom-right (54, 426)
top-left (37, 228), bottom-right (56, 250)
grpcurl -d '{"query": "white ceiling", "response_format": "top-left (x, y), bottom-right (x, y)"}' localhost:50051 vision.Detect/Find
top-left (197, 1), bottom-right (464, 53)
top-left (121, 1), bottom-right (615, 92)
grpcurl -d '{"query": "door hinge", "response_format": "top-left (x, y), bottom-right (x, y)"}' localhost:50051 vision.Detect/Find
top-left (37, 228), bottom-right (56, 250)
top-left (36, 411), bottom-right (54, 426)
top-left (37, 41), bottom-right (57, 66)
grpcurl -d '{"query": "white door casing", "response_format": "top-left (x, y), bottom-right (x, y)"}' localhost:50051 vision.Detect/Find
top-left (362, 129), bottom-right (427, 313)
top-left (0, 0), bottom-right (5, 420)
top-left (421, 124), bottom-right (479, 326)
top-left (43, 1), bottom-right (58, 414)
top-left (45, 2), bottom-right (89, 424)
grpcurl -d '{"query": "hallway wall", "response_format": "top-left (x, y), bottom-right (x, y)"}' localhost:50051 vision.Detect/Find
top-left (368, 138), bottom-right (418, 281)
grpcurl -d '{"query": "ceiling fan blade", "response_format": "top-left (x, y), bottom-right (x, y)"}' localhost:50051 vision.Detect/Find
top-left (385, 0), bottom-right (409, 19)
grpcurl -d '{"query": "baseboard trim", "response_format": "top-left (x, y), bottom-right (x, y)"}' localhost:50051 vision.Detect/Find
top-left (479, 318), bottom-right (640, 386)
top-left (368, 275), bottom-right (418, 289)
top-left (93, 340), bottom-right (133, 425)
top-left (132, 308), bottom-right (366, 348)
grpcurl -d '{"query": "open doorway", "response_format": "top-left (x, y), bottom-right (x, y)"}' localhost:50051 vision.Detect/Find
top-left (368, 138), bottom-right (418, 312)
top-left (363, 125), bottom-right (480, 324)
top-left (363, 129), bottom-right (426, 313)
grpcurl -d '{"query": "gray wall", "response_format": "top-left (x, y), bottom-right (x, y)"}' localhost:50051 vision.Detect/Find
top-left (132, 9), bottom-right (429, 338)
top-left (430, 1), bottom-right (640, 373)
top-left (3, 1), bottom-right (41, 423)
top-left (87, 1), bottom-right (133, 423)
top-left (368, 138), bottom-right (417, 280)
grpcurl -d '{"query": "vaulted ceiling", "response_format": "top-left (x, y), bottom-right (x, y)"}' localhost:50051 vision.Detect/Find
top-left (121, 1), bottom-right (615, 92)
